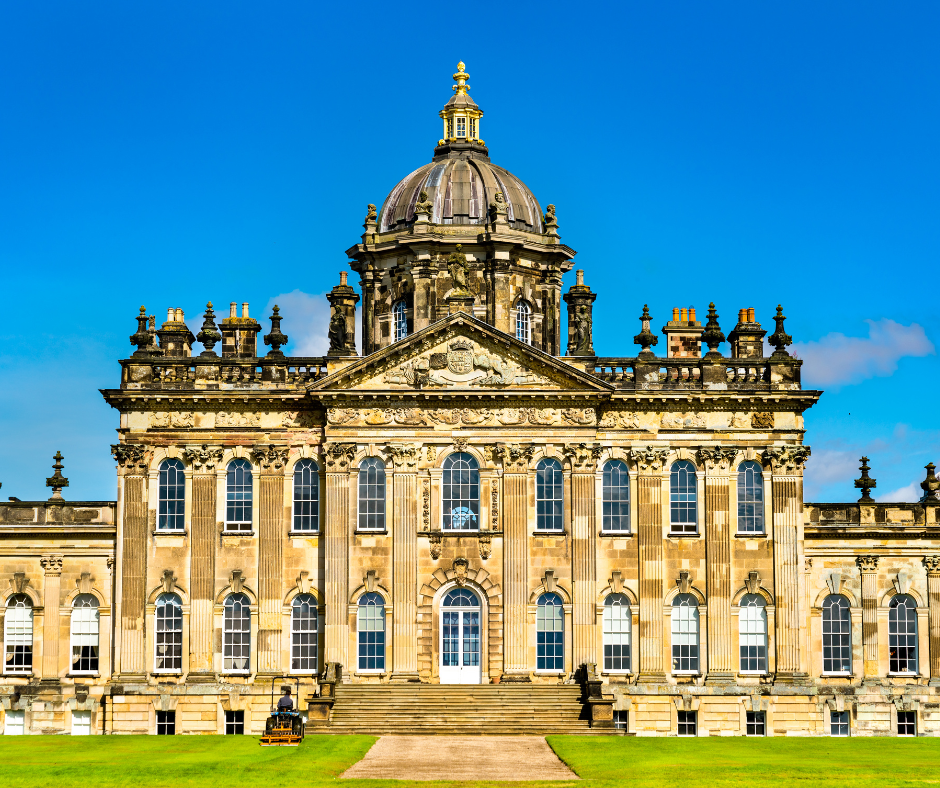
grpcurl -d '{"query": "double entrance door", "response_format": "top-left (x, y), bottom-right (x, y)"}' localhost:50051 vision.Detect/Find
top-left (440, 588), bottom-right (482, 684)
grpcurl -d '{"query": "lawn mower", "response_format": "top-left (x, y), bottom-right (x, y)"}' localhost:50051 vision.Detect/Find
top-left (259, 676), bottom-right (304, 746)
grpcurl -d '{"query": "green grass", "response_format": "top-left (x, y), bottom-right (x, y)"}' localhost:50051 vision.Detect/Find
top-left (1, 735), bottom-right (939, 788)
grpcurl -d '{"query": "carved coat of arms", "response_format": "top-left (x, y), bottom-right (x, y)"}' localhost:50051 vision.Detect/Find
top-left (446, 339), bottom-right (474, 374)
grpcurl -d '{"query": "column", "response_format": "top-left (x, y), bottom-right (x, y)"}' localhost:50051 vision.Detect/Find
top-left (119, 470), bottom-right (148, 678)
top-left (388, 444), bottom-right (419, 679)
top-left (186, 447), bottom-right (222, 679)
top-left (701, 449), bottom-right (735, 683)
top-left (632, 448), bottom-right (668, 682)
top-left (255, 446), bottom-right (288, 675)
top-left (324, 444), bottom-right (355, 668)
top-left (924, 557), bottom-right (940, 686)
top-left (565, 444), bottom-right (599, 668)
top-left (767, 445), bottom-right (810, 683)
top-left (495, 445), bottom-right (532, 679)
top-left (857, 555), bottom-right (880, 679)
top-left (39, 554), bottom-right (63, 679)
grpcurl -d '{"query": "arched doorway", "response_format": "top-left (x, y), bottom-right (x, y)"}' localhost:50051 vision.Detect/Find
top-left (440, 588), bottom-right (482, 684)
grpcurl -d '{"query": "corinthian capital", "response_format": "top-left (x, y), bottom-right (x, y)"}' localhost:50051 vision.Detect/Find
top-left (697, 446), bottom-right (738, 472)
top-left (40, 554), bottom-right (63, 576)
top-left (323, 442), bottom-right (357, 471)
top-left (762, 444), bottom-right (811, 473)
top-left (385, 443), bottom-right (418, 470)
top-left (111, 443), bottom-right (149, 473)
top-left (250, 444), bottom-right (289, 472)
top-left (629, 446), bottom-right (669, 472)
top-left (923, 556), bottom-right (940, 575)
top-left (856, 555), bottom-right (879, 573)
top-left (563, 442), bottom-right (603, 472)
top-left (182, 444), bottom-right (224, 471)
top-left (490, 443), bottom-right (535, 473)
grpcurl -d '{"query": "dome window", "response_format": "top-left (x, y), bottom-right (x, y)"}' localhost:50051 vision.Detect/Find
top-left (470, 118), bottom-right (477, 139)
top-left (393, 300), bottom-right (408, 342)
top-left (515, 300), bottom-right (532, 345)
top-left (447, 118), bottom-right (454, 139)
top-left (456, 117), bottom-right (466, 138)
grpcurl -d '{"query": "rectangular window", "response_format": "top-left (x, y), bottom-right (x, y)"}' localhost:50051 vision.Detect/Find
top-left (447, 119), bottom-right (453, 138)
top-left (470, 118), bottom-right (477, 138)
top-left (157, 711), bottom-right (176, 735)
top-left (746, 711), bottom-right (765, 736)
top-left (830, 710), bottom-right (850, 737)
top-left (898, 711), bottom-right (916, 736)
top-left (613, 710), bottom-right (628, 731)
top-left (456, 117), bottom-right (466, 137)
top-left (71, 710), bottom-right (91, 736)
top-left (677, 710), bottom-right (696, 737)
top-left (225, 710), bottom-right (244, 735)
top-left (5, 710), bottom-right (24, 735)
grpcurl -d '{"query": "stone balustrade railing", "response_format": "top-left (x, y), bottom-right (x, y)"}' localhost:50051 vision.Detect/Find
top-left (592, 357), bottom-right (799, 391)
top-left (119, 357), bottom-right (329, 390)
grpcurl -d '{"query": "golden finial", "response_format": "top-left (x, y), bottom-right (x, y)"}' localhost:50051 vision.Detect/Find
top-left (452, 61), bottom-right (470, 95)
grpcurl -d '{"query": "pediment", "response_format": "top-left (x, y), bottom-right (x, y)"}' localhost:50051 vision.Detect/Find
top-left (307, 313), bottom-right (611, 394)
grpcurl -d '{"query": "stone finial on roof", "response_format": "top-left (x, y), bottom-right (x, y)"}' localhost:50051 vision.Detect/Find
top-left (130, 306), bottom-right (152, 356)
top-left (453, 61), bottom-right (470, 95)
top-left (702, 302), bottom-right (725, 359)
top-left (633, 304), bottom-right (658, 358)
top-left (196, 302), bottom-right (221, 357)
top-left (768, 304), bottom-right (793, 358)
top-left (855, 457), bottom-right (877, 502)
top-left (263, 305), bottom-right (289, 357)
top-left (922, 463), bottom-right (940, 503)
top-left (46, 451), bottom-right (69, 501)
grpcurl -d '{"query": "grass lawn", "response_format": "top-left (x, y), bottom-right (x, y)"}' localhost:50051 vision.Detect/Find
top-left (1, 735), bottom-right (939, 788)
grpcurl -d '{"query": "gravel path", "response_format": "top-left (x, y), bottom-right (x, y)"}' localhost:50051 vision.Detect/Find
top-left (340, 735), bottom-right (579, 781)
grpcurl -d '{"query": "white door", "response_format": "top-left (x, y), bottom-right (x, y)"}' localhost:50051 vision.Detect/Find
top-left (440, 588), bottom-right (482, 684)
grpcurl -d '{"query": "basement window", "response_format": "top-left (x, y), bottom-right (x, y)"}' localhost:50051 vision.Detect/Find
top-left (225, 710), bottom-right (244, 735)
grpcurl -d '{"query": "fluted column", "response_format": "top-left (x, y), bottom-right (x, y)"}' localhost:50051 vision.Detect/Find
top-left (39, 554), bottom-right (63, 678)
top-left (857, 555), bottom-right (880, 679)
top-left (324, 444), bottom-right (355, 668)
top-left (632, 448), bottom-right (668, 682)
top-left (767, 445), bottom-right (810, 683)
top-left (700, 448), bottom-right (736, 683)
top-left (924, 557), bottom-right (940, 685)
top-left (494, 444), bottom-right (534, 679)
top-left (565, 444), bottom-right (600, 668)
top-left (254, 446), bottom-right (289, 675)
top-left (388, 444), bottom-right (419, 679)
top-left (183, 445), bottom-right (223, 679)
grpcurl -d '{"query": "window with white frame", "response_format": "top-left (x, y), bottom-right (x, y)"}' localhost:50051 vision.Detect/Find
top-left (158, 458), bottom-right (185, 531)
top-left (225, 710), bottom-right (244, 734)
top-left (515, 300), bottom-right (532, 345)
top-left (155, 593), bottom-right (183, 672)
top-left (536, 593), bottom-right (564, 672)
top-left (536, 458), bottom-right (564, 531)
top-left (156, 710), bottom-right (175, 735)
top-left (71, 710), bottom-right (90, 736)
top-left (358, 457), bottom-right (386, 531)
top-left (442, 452), bottom-right (479, 531)
top-left (292, 459), bottom-right (319, 532)
top-left (456, 117), bottom-right (466, 137)
top-left (822, 594), bottom-right (851, 674)
top-left (603, 594), bottom-right (631, 672)
top-left (4, 595), bottom-right (33, 674)
top-left (4, 710), bottom-right (24, 735)
top-left (677, 710), bottom-right (696, 736)
top-left (291, 594), bottom-right (318, 673)
top-left (738, 594), bottom-right (767, 673)
top-left (357, 593), bottom-right (386, 672)
top-left (746, 711), bottom-right (765, 736)
top-left (898, 710), bottom-right (916, 736)
top-left (602, 460), bottom-right (630, 532)
top-left (225, 459), bottom-right (253, 531)
top-left (889, 594), bottom-right (918, 674)
top-left (671, 594), bottom-right (699, 673)
top-left (830, 710), bottom-right (850, 736)
top-left (223, 593), bottom-right (251, 673)
top-left (393, 300), bottom-right (408, 342)
top-left (447, 118), bottom-right (454, 138)
top-left (470, 117), bottom-right (477, 138)
top-left (70, 594), bottom-right (99, 674)
top-left (669, 461), bottom-right (698, 533)
top-left (736, 460), bottom-right (764, 533)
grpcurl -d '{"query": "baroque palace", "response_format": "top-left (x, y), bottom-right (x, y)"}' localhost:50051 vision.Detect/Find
top-left (2, 63), bottom-right (940, 739)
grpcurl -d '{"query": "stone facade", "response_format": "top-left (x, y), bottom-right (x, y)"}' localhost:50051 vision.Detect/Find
top-left (2, 63), bottom-right (939, 737)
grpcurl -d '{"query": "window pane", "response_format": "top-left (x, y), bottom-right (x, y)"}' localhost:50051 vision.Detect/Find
top-left (678, 710), bottom-right (697, 736)
top-left (358, 458), bottom-right (386, 530)
top-left (737, 461), bottom-right (764, 533)
top-left (671, 594), bottom-right (699, 673)
top-left (536, 459), bottom-right (564, 531)
top-left (738, 594), bottom-right (767, 673)
top-left (602, 460), bottom-right (630, 532)
top-left (822, 595), bottom-right (852, 674)
top-left (158, 459), bottom-right (185, 531)
top-left (889, 595), bottom-right (918, 673)
top-left (293, 459), bottom-right (319, 532)
top-left (442, 453), bottom-right (479, 531)
top-left (603, 594), bottom-right (631, 672)
top-left (291, 594), bottom-right (318, 672)
top-left (898, 711), bottom-right (916, 736)
top-left (225, 710), bottom-right (244, 735)
top-left (746, 711), bottom-right (765, 736)
top-left (70, 594), bottom-right (99, 673)
top-left (155, 593), bottom-right (183, 672)
top-left (670, 461), bottom-right (698, 532)
top-left (393, 300), bottom-right (408, 342)
top-left (223, 593), bottom-right (251, 672)
top-left (357, 593), bottom-right (386, 671)
top-left (157, 711), bottom-right (176, 735)
top-left (4, 595), bottom-right (33, 674)
top-left (226, 460), bottom-right (253, 530)
top-left (515, 301), bottom-right (531, 344)
top-left (536, 593), bottom-right (564, 671)
top-left (831, 710), bottom-right (850, 736)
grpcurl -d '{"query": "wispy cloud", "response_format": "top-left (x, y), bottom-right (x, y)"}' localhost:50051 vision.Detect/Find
top-left (876, 479), bottom-right (921, 503)
top-left (793, 318), bottom-right (934, 388)
top-left (264, 290), bottom-right (363, 357)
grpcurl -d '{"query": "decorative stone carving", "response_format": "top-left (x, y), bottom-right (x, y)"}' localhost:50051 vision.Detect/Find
top-left (76, 572), bottom-right (94, 594)
top-left (608, 570), bottom-right (623, 595)
top-left (743, 570), bottom-right (761, 595)
top-left (363, 570), bottom-right (378, 593)
top-left (491, 444), bottom-right (535, 472)
top-left (365, 204), bottom-right (377, 223)
top-left (183, 444), bottom-right (224, 471)
top-left (563, 442), bottom-right (602, 471)
top-left (40, 555), bottom-right (63, 575)
top-left (892, 571), bottom-right (912, 595)
top-left (10, 573), bottom-right (30, 595)
top-left (491, 488), bottom-right (499, 530)
top-left (826, 572), bottom-right (843, 595)
top-left (447, 245), bottom-right (472, 296)
top-left (160, 569), bottom-right (178, 594)
top-left (328, 306), bottom-right (348, 354)
top-left (327, 408), bottom-right (357, 425)
top-left (296, 571), bottom-right (310, 594)
top-left (250, 445), bottom-right (289, 471)
top-left (662, 412), bottom-right (706, 429)
top-left (599, 410), bottom-right (641, 429)
top-left (384, 339), bottom-right (528, 388)
top-left (923, 556), bottom-right (940, 575)
top-left (453, 437), bottom-right (469, 453)
top-left (425, 446), bottom-right (437, 463)
top-left (422, 480), bottom-right (431, 531)
top-left (730, 412), bottom-right (750, 429)
top-left (429, 533), bottom-right (443, 560)
top-left (150, 411), bottom-right (194, 428)
top-left (324, 443), bottom-right (357, 471)
top-left (561, 408), bottom-right (596, 426)
top-left (633, 304), bottom-right (658, 357)
top-left (453, 558), bottom-right (469, 586)
top-left (478, 533), bottom-right (492, 561)
top-left (364, 409), bottom-right (394, 425)
top-left (229, 570), bottom-right (245, 593)
top-left (414, 190), bottom-right (433, 220)
top-left (751, 412), bottom-right (774, 429)
top-left (385, 443), bottom-right (418, 470)
top-left (855, 456), bottom-right (877, 502)
top-left (676, 570), bottom-right (693, 594)
top-left (920, 463), bottom-right (940, 502)
top-left (697, 447), bottom-right (738, 472)
top-left (630, 446), bottom-right (669, 472)
top-left (111, 443), bottom-right (149, 471)
top-left (763, 444), bottom-right (812, 473)
top-left (856, 555), bottom-right (879, 573)
top-left (217, 411), bottom-right (261, 428)
top-left (542, 570), bottom-right (557, 594)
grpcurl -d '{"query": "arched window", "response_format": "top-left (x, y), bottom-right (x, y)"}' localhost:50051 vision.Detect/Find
top-left (602, 460), bottom-right (631, 532)
top-left (515, 300), bottom-right (531, 345)
top-left (357, 593), bottom-right (385, 672)
top-left (223, 593), bottom-right (251, 673)
top-left (291, 594), bottom-right (318, 673)
top-left (671, 594), bottom-right (699, 673)
top-left (536, 592), bottom-right (564, 672)
top-left (442, 452), bottom-right (479, 531)
top-left (225, 459), bottom-right (253, 532)
top-left (3, 595), bottom-right (33, 674)
top-left (536, 458), bottom-right (564, 532)
top-left (603, 594), bottom-right (631, 672)
top-left (155, 593), bottom-right (183, 673)
top-left (393, 300), bottom-right (408, 342)
top-left (70, 594), bottom-right (99, 674)
top-left (889, 595), bottom-right (918, 674)
top-left (670, 460), bottom-right (698, 534)
top-left (358, 457), bottom-right (386, 531)
top-left (738, 594), bottom-right (767, 673)
top-left (737, 461), bottom-right (764, 533)
top-left (822, 595), bottom-right (851, 675)
top-left (293, 459), bottom-right (320, 532)
top-left (158, 458), bottom-right (185, 531)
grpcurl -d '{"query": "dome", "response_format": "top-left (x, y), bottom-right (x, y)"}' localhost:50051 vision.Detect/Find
top-left (378, 150), bottom-right (544, 234)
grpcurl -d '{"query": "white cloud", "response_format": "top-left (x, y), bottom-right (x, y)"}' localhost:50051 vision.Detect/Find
top-left (793, 318), bottom-right (934, 388)
top-left (263, 290), bottom-right (363, 357)
top-left (876, 480), bottom-right (921, 503)
top-left (803, 448), bottom-right (861, 501)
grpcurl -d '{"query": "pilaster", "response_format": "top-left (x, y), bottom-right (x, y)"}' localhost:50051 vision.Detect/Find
top-left (39, 554), bottom-right (63, 679)
top-left (857, 555), bottom-right (880, 680)
top-left (388, 444), bottom-right (419, 680)
top-left (565, 443), bottom-right (601, 668)
top-left (324, 443), bottom-right (356, 668)
top-left (923, 557), bottom-right (940, 685)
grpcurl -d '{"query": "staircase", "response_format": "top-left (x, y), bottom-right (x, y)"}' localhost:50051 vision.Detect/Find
top-left (308, 683), bottom-right (614, 735)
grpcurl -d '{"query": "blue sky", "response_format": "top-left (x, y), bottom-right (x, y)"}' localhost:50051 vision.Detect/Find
top-left (1, 1), bottom-right (937, 502)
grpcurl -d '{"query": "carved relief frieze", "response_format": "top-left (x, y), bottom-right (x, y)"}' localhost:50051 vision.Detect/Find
top-left (629, 446), bottom-right (669, 472)
top-left (563, 442), bottom-right (603, 471)
top-left (561, 408), bottom-right (596, 426)
top-left (763, 444), bottom-right (811, 473)
top-left (422, 479), bottom-right (431, 531)
top-left (751, 412), bottom-right (774, 429)
top-left (217, 411), bottom-right (261, 428)
top-left (150, 411), bottom-right (194, 428)
top-left (661, 412), bottom-right (706, 429)
top-left (282, 411), bottom-right (317, 428)
top-left (325, 403), bottom-right (597, 428)
top-left (598, 410), bottom-right (642, 429)
top-left (183, 444), bottom-right (224, 471)
top-left (324, 443), bottom-right (357, 471)
top-left (730, 412), bottom-right (750, 429)
top-left (491, 444), bottom-right (535, 472)
top-left (491, 487), bottom-right (499, 530)
top-left (250, 444), bottom-right (289, 471)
